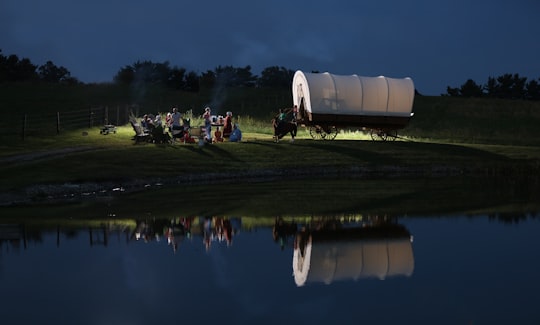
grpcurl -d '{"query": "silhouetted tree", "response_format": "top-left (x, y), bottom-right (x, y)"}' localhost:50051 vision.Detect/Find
top-left (495, 73), bottom-right (518, 99)
top-left (0, 51), bottom-right (38, 82)
top-left (38, 61), bottom-right (76, 83)
top-left (526, 79), bottom-right (540, 100)
top-left (131, 60), bottom-right (163, 84)
top-left (114, 65), bottom-right (135, 84)
top-left (235, 65), bottom-right (257, 87)
top-left (167, 66), bottom-right (186, 90)
top-left (445, 86), bottom-right (460, 97)
top-left (510, 73), bottom-right (527, 99)
top-left (486, 73), bottom-right (528, 99)
top-left (460, 79), bottom-right (483, 97)
top-left (448, 73), bottom-right (537, 100)
top-left (212, 65), bottom-right (257, 88)
top-left (114, 60), bottom-right (201, 92)
top-left (258, 66), bottom-right (295, 88)
top-left (483, 77), bottom-right (499, 98)
top-left (184, 71), bottom-right (200, 92)
top-left (199, 70), bottom-right (216, 89)
top-left (447, 79), bottom-right (482, 97)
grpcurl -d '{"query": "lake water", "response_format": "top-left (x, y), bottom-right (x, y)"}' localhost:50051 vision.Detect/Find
top-left (1, 212), bottom-right (539, 325)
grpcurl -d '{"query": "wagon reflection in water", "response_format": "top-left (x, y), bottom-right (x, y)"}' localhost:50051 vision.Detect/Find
top-left (273, 217), bottom-right (414, 286)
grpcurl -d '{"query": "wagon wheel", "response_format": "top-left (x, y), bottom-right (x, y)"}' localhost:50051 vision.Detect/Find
top-left (323, 126), bottom-right (338, 140)
top-left (309, 126), bottom-right (325, 140)
top-left (370, 129), bottom-right (388, 141)
top-left (386, 129), bottom-right (398, 141)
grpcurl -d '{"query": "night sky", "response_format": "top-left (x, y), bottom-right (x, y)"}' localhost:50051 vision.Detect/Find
top-left (2, 0), bottom-right (539, 95)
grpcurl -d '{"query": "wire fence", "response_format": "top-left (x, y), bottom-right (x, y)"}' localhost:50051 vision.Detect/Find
top-left (0, 94), bottom-right (292, 140)
top-left (1, 106), bottom-right (133, 139)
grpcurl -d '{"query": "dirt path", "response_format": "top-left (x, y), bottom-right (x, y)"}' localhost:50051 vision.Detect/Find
top-left (0, 146), bottom-right (103, 164)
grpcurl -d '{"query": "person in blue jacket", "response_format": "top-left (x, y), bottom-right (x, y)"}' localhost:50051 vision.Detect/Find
top-left (229, 124), bottom-right (242, 142)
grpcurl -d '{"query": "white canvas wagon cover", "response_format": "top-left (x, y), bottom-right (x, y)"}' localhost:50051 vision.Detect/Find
top-left (292, 70), bottom-right (415, 117)
top-left (293, 237), bottom-right (414, 287)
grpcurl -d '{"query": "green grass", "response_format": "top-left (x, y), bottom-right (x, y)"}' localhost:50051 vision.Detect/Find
top-left (406, 96), bottom-right (540, 145)
top-left (1, 125), bottom-right (538, 191)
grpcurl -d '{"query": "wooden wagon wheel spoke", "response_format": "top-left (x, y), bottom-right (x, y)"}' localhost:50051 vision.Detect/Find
top-left (324, 126), bottom-right (338, 140)
top-left (370, 129), bottom-right (388, 141)
top-left (370, 129), bottom-right (379, 141)
top-left (309, 126), bottom-right (324, 140)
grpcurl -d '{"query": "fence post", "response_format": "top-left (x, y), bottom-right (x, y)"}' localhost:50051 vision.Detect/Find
top-left (22, 113), bottom-right (27, 140)
top-left (56, 112), bottom-right (60, 134)
top-left (89, 108), bottom-right (94, 128)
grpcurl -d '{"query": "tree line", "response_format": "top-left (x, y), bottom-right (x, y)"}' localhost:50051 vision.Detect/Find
top-left (0, 49), bottom-right (295, 90)
top-left (113, 61), bottom-right (295, 91)
top-left (0, 50), bottom-right (79, 84)
top-left (446, 73), bottom-right (540, 100)
top-left (4, 49), bottom-right (538, 100)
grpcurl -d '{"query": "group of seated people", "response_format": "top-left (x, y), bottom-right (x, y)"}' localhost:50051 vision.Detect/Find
top-left (137, 112), bottom-right (171, 143)
top-left (213, 122), bottom-right (242, 142)
top-left (211, 111), bottom-right (242, 142)
top-left (140, 107), bottom-right (242, 143)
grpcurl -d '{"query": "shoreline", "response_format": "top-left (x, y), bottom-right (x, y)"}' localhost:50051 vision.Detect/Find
top-left (1, 162), bottom-right (536, 207)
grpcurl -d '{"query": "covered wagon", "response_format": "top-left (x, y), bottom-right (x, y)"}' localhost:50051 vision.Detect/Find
top-left (292, 70), bottom-right (415, 140)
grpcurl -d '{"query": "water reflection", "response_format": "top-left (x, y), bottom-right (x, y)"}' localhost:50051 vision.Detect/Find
top-left (289, 218), bottom-right (414, 286)
top-left (2, 212), bottom-right (540, 324)
top-left (2, 215), bottom-right (414, 289)
top-left (132, 217), bottom-right (241, 252)
top-left (2, 216), bottom-right (408, 258)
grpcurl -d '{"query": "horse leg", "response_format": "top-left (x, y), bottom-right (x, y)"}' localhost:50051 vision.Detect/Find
top-left (289, 124), bottom-right (297, 142)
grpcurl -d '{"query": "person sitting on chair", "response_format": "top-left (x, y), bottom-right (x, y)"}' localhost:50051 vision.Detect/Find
top-left (213, 127), bottom-right (223, 142)
top-left (141, 114), bottom-right (149, 130)
top-left (229, 124), bottom-right (242, 142)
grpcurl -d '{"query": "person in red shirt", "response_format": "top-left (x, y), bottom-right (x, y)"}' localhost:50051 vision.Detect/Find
top-left (223, 111), bottom-right (233, 138)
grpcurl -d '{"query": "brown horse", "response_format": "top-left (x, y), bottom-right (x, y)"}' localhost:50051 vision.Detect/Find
top-left (272, 118), bottom-right (297, 142)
